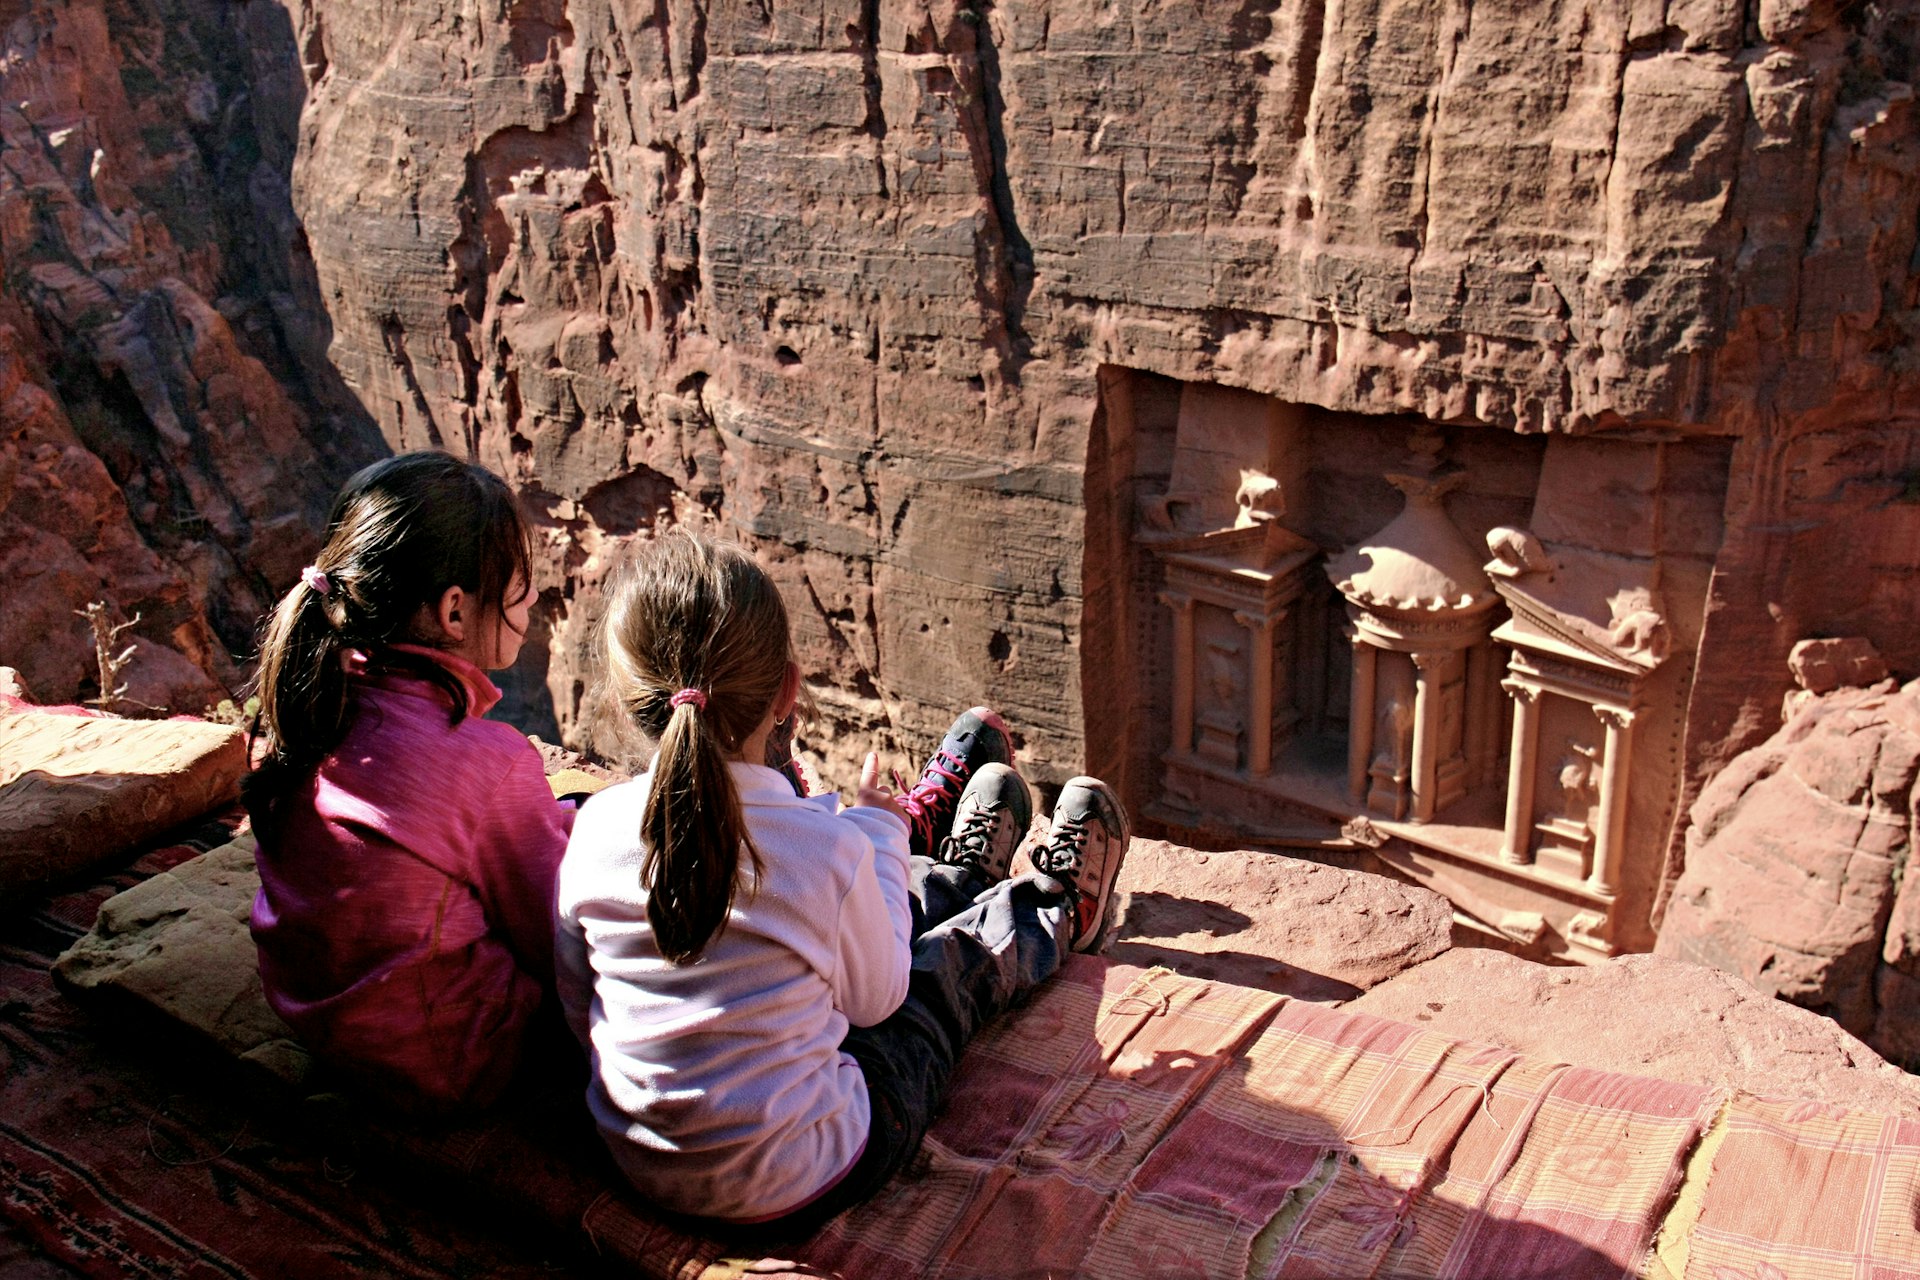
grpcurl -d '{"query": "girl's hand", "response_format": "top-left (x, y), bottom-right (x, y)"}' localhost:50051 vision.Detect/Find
top-left (854, 750), bottom-right (911, 826)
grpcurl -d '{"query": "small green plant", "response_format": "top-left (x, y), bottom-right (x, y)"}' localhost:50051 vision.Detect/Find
top-left (204, 694), bottom-right (261, 727)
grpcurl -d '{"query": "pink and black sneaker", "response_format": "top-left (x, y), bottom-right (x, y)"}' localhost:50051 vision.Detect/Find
top-left (898, 706), bottom-right (1014, 858)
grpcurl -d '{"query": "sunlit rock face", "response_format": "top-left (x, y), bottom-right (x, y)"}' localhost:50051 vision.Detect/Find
top-left (0, 0), bottom-right (384, 709)
top-left (1657, 675), bottom-right (1920, 1068)
top-left (284, 1), bottom-right (1917, 962)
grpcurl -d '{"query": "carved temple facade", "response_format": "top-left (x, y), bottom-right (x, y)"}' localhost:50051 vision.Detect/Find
top-left (1094, 373), bottom-right (1732, 962)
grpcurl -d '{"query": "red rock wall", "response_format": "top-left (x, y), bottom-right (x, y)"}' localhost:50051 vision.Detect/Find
top-left (283, 0), bottom-right (1920, 872)
top-left (0, 0), bottom-right (384, 710)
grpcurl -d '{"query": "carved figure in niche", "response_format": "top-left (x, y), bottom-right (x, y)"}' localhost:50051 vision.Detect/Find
top-left (1372, 691), bottom-right (1415, 776)
top-left (1555, 743), bottom-right (1601, 826)
top-left (1605, 587), bottom-right (1670, 661)
top-left (1204, 645), bottom-right (1240, 708)
top-left (1485, 526), bottom-right (1551, 579)
top-left (1196, 640), bottom-right (1245, 768)
top-left (1234, 469), bottom-right (1286, 527)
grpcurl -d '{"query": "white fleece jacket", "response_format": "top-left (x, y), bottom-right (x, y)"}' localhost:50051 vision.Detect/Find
top-left (554, 762), bottom-right (914, 1221)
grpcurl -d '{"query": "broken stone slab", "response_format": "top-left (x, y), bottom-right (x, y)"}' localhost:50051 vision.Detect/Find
top-left (0, 708), bottom-right (246, 903)
top-left (1105, 838), bottom-right (1454, 1002)
top-left (51, 834), bottom-right (311, 1085)
top-left (1347, 948), bottom-right (1920, 1121)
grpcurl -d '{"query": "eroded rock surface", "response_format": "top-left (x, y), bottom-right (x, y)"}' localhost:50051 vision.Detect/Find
top-left (6, 0), bottom-right (1920, 1069)
top-left (1349, 948), bottom-right (1920, 1120)
top-left (0, 0), bottom-right (383, 708)
top-left (1106, 838), bottom-right (1454, 1002)
top-left (272, 0), bottom-right (1920, 812)
top-left (1656, 679), bottom-right (1920, 1067)
top-left (0, 707), bottom-right (246, 899)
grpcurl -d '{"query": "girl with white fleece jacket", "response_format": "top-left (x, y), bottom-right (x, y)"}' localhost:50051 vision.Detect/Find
top-left (555, 533), bottom-right (1128, 1233)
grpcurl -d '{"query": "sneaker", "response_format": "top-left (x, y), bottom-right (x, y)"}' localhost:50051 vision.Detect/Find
top-left (936, 763), bottom-right (1032, 883)
top-left (1031, 777), bottom-right (1131, 952)
top-left (897, 707), bottom-right (1014, 857)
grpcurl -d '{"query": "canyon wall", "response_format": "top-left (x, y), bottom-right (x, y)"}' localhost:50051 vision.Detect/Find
top-left (0, 0), bottom-right (382, 711)
top-left (284, 0), bottom-right (1920, 930)
top-left (10, 0), bottom-right (1917, 984)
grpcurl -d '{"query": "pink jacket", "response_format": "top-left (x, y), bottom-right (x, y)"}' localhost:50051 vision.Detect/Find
top-left (251, 646), bottom-right (572, 1110)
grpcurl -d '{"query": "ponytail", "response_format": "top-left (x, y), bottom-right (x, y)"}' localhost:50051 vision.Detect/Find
top-left (603, 533), bottom-right (793, 965)
top-left (641, 695), bottom-right (760, 963)
top-left (242, 451), bottom-right (534, 833)
top-left (242, 572), bottom-right (357, 831)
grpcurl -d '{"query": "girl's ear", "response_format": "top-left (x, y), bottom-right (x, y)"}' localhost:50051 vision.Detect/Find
top-left (432, 584), bottom-right (467, 643)
top-left (775, 660), bottom-right (801, 720)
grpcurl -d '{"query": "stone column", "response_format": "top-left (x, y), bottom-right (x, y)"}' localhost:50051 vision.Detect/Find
top-left (1159, 592), bottom-right (1195, 756)
top-left (1234, 610), bottom-right (1279, 776)
top-left (1348, 634), bottom-right (1377, 803)
top-left (1589, 706), bottom-right (1635, 895)
top-left (1499, 679), bottom-right (1542, 864)
top-left (1409, 651), bottom-right (1443, 823)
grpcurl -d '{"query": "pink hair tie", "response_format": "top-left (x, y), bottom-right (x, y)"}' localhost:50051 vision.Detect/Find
top-left (669, 688), bottom-right (708, 711)
top-left (340, 648), bottom-right (370, 677)
top-left (299, 565), bottom-right (331, 595)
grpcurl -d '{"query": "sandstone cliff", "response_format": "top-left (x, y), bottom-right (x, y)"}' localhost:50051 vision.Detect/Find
top-left (6, 0), bottom-right (1918, 990)
top-left (282, 0), bottom-right (1920, 828)
top-left (0, 0), bottom-right (382, 709)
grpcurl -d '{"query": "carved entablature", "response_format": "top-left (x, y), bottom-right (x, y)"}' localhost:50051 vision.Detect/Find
top-left (1506, 648), bottom-right (1637, 703)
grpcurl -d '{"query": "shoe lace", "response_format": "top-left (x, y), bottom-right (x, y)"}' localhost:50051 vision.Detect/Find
top-left (940, 800), bottom-right (1006, 865)
top-left (898, 748), bottom-right (968, 849)
top-left (1040, 815), bottom-right (1091, 887)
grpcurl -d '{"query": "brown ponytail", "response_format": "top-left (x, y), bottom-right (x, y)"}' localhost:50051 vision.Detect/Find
top-left (602, 532), bottom-right (793, 964)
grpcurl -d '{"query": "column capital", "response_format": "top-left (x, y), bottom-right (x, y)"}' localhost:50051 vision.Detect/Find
top-left (1594, 705), bottom-right (1636, 730)
top-left (1232, 609), bottom-right (1281, 632)
top-left (1156, 590), bottom-right (1193, 613)
top-left (1411, 651), bottom-right (1447, 672)
top-left (1501, 678), bottom-right (1542, 705)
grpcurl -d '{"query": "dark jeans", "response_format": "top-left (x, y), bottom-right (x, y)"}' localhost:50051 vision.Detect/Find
top-left (753, 857), bottom-right (1073, 1237)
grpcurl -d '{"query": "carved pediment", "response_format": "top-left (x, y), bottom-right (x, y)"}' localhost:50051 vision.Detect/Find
top-left (1483, 531), bottom-right (1669, 674)
top-left (1493, 582), bottom-right (1668, 674)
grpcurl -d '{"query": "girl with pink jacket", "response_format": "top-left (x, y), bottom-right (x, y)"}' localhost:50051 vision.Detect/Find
top-left (244, 451), bottom-right (572, 1112)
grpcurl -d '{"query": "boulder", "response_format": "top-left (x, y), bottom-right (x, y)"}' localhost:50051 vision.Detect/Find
top-left (52, 835), bottom-right (310, 1084)
top-left (1781, 636), bottom-right (1891, 720)
top-left (0, 708), bottom-right (246, 901)
top-left (1104, 838), bottom-right (1454, 1002)
top-left (1348, 948), bottom-right (1920, 1120)
top-left (1656, 680), bottom-right (1920, 1059)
